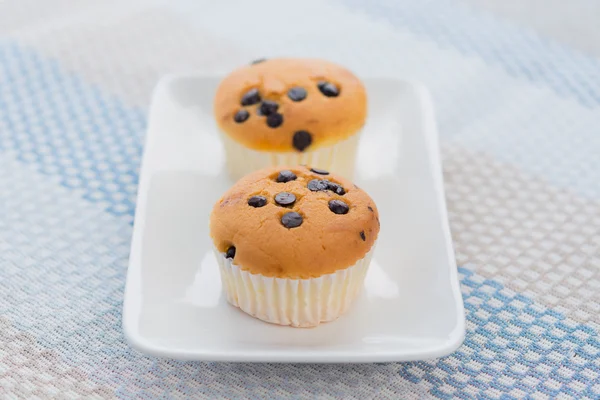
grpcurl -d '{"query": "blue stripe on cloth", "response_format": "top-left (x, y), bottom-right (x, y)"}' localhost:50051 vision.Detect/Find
top-left (403, 268), bottom-right (600, 399)
top-left (0, 41), bottom-right (146, 221)
top-left (341, 0), bottom-right (600, 108)
top-left (0, 42), bottom-right (599, 398)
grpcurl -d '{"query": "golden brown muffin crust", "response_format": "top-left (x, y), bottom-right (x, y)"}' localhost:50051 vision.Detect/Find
top-left (213, 58), bottom-right (367, 152)
top-left (209, 166), bottom-right (380, 279)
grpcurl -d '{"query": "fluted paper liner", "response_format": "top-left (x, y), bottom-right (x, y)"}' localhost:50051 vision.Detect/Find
top-left (220, 131), bottom-right (361, 181)
top-left (215, 247), bottom-right (375, 327)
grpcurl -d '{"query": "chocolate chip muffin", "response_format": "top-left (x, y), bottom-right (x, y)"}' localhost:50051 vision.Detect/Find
top-left (213, 58), bottom-right (367, 180)
top-left (209, 165), bottom-right (379, 327)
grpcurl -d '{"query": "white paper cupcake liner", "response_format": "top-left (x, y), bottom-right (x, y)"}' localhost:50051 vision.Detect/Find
top-left (214, 246), bottom-right (375, 328)
top-left (220, 131), bottom-right (361, 181)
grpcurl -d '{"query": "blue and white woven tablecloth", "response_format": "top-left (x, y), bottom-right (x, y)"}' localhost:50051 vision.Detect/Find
top-left (1, 0), bottom-right (599, 398)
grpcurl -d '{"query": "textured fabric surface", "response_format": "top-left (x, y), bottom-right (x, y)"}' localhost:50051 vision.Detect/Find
top-left (0, 0), bottom-right (599, 398)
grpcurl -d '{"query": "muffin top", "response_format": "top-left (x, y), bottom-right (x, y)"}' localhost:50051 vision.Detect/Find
top-left (209, 165), bottom-right (380, 279)
top-left (213, 58), bottom-right (367, 153)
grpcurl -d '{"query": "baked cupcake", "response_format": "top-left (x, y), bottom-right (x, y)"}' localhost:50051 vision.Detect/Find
top-left (209, 165), bottom-right (380, 327)
top-left (213, 58), bottom-right (367, 180)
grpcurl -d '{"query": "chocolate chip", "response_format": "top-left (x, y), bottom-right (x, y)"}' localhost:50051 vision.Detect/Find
top-left (310, 167), bottom-right (329, 175)
top-left (276, 170), bottom-right (297, 183)
top-left (307, 179), bottom-right (329, 192)
top-left (259, 100), bottom-right (279, 116)
top-left (266, 113), bottom-right (283, 128)
top-left (368, 206), bottom-right (374, 212)
top-left (275, 192), bottom-right (296, 206)
top-left (251, 58), bottom-right (266, 65)
top-left (234, 109), bottom-right (249, 123)
top-left (226, 246), bottom-right (236, 259)
top-left (326, 181), bottom-right (346, 195)
top-left (317, 81), bottom-right (339, 97)
top-left (360, 231), bottom-right (366, 241)
top-left (281, 212), bottom-right (303, 228)
top-left (329, 199), bottom-right (349, 215)
top-left (293, 130), bottom-right (312, 151)
top-left (287, 87), bottom-right (307, 102)
top-left (307, 179), bottom-right (346, 195)
top-left (241, 88), bottom-right (261, 106)
top-left (248, 195), bottom-right (267, 208)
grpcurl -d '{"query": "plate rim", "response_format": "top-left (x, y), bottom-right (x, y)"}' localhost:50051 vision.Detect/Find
top-left (122, 73), bottom-right (466, 363)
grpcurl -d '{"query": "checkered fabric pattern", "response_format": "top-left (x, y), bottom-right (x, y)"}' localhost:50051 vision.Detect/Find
top-left (1, 0), bottom-right (599, 398)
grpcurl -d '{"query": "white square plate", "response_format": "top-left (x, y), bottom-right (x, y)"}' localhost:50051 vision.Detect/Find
top-left (122, 74), bottom-right (465, 363)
